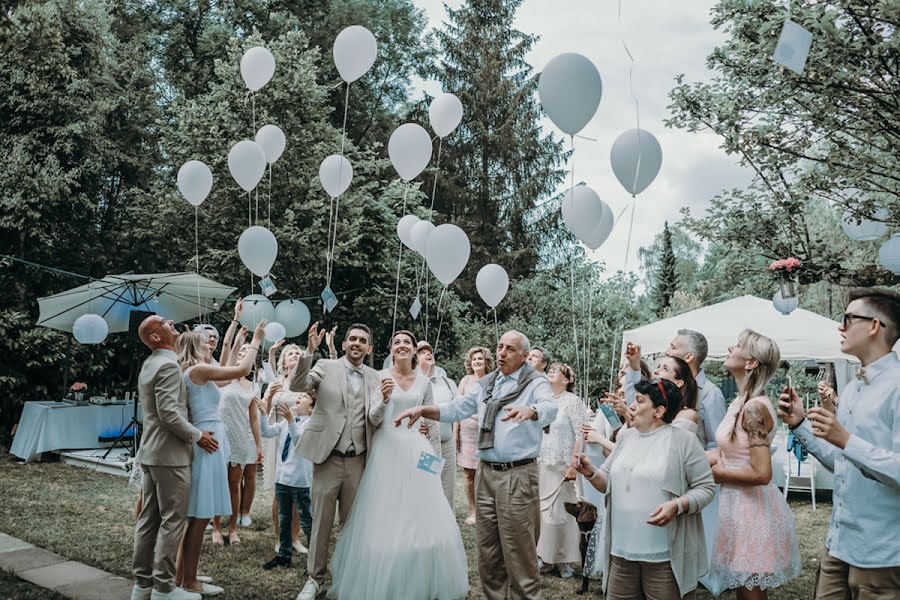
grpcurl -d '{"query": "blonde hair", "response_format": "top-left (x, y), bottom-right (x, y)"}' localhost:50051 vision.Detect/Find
top-left (176, 331), bottom-right (208, 371)
top-left (727, 329), bottom-right (780, 439)
top-left (465, 346), bottom-right (494, 376)
top-left (277, 344), bottom-right (302, 377)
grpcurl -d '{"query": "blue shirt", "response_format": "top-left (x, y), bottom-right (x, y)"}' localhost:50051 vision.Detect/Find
top-left (696, 369), bottom-right (726, 450)
top-left (439, 365), bottom-right (558, 463)
top-left (259, 415), bottom-right (313, 488)
top-left (793, 351), bottom-right (900, 568)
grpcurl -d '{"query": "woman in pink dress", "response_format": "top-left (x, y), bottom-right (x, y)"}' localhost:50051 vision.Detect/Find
top-left (455, 346), bottom-right (492, 525)
top-left (709, 329), bottom-right (801, 599)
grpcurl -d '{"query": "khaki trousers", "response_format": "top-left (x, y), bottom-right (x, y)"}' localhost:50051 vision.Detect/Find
top-left (815, 551), bottom-right (900, 600)
top-left (476, 460), bottom-right (541, 600)
top-left (307, 453), bottom-right (365, 585)
top-left (607, 555), bottom-right (693, 600)
top-left (440, 438), bottom-right (456, 508)
top-left (132, 464), bottom-right (191, 593)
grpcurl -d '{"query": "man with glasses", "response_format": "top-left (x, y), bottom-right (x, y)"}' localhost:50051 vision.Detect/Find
top-left (779, 287), bottom-right (900, 598)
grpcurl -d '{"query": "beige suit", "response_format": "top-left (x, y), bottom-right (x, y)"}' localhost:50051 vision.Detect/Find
top-left (132, 350), bottom-right (201, 594)
top-left (288, 351), bottom-right (387, 585)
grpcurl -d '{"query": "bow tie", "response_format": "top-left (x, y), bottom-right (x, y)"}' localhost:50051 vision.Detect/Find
top-left (856, 367), bottom-right (869, 385)
top-left (347, 365), bottom-right (363, 376)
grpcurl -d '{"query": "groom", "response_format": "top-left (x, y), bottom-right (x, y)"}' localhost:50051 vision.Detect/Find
top-left (289, 322), bottom-right (389, 600)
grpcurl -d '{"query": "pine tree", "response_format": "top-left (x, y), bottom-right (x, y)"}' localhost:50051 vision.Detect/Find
top-left (652, 222), bottom-right (679, 317)
top-left (427, 0), bottom-right (567, 299)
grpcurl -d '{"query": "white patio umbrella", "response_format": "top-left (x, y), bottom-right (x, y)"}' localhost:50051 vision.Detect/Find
top-left (37, 272), bottom-right (236, 334)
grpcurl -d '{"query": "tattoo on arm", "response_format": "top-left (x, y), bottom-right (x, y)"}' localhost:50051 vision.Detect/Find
top-left (742, 401), bottom-right (771, 447)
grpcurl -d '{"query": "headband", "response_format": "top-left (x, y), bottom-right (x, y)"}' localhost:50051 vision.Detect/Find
top-left (657, 380), bottom-right (668, 401)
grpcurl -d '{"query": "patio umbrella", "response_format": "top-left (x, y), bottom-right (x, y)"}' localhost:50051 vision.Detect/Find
top-left (37, 272), bottom-right (236, 334)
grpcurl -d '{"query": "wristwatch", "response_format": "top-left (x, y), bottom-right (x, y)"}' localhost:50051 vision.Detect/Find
top-left (530, 406), bottom-right (539, 421)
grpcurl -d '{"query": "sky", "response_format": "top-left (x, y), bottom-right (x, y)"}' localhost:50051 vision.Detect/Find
top-left (410, 0), bottom-right (754, 281)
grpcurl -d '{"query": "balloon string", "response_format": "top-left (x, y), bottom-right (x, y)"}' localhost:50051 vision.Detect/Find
top-left (326, 83), bottom-right (352, 288)
top-left (570, 259), bottom-right (580, 386)
top-left (493, 307), bottom-right (499, 346)
top-left (433, 286), bottom-right (447, 353)
top-left (248, 190), bottom-right (254, 291)
top-left (428, 137), bottom-right (443, 217)
top-left (195, 206), bottom-right (201, 321)
top-left (251, 93), bottom-right (256, 227)
top-left (618, 0), bottom-right (641, 133)
top-left (391, 184), bottom-right (411, 335)
top-left (267, 165), bottom-right (272, 227)
top-left (585, 276), bottom-right (594, 400)
top-left (623, 200), bottom-right (637, 271)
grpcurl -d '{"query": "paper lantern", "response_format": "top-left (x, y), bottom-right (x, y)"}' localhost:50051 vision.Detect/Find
top-left (841, 208), bottom-right (888, 241)
top-left (879, 233), bottom-right (900, 274)
top-left (772, 291), bottom-right (799, 316)
top-left (73, 314), bottom-right (109, 344)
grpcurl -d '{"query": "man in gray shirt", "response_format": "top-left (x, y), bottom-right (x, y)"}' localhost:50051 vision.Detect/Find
top-left (666, 329), bottom-right (726, 449)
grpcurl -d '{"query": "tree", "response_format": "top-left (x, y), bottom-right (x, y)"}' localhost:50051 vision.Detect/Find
top-left (425, 0), bottom-right (569, 304)
top-left (667, 0), bottom-right (898, 287)
top-left (639, 222), bottom-right (702, 296)
top-left (651, 222), bottom-right (679, 317)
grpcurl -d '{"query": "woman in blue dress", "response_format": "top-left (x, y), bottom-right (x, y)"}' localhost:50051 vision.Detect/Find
top-left (173, 320), bottom-right (266, 597)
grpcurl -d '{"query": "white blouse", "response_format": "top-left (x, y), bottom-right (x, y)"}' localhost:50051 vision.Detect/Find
top-left (540, 391), bottom-right (589, 466)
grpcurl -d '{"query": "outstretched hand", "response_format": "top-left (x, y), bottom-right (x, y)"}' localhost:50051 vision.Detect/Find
top-left (393, 406), bottom-right (424, 428)
top-left (500, 405), bottom-right (536, 423)
top-left (306, 322), bottom-right (327, 354)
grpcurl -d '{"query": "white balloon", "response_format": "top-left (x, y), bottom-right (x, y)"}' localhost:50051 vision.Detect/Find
top-left (879, 233), bottom-right (900, 274)
top-left (255, 125), bottom-right (286, 164)
top-left (238, 225), bottom-right (278, 277)
top-left (176, 160), bottom-right (213, 206)
top-left (228, 140), bottom-right (267, 192)
top-left (409, 220), bottom-right (435, 255)
top-left (425, 224), bottom-right (470, 286)
top-left (264, 321), bottom-right (286, 343)
top-left (333, 26), bottom-right (377, 83)
top-left (274, 299), bottom-right (311, 338)
top-left (388, 123), bottom-right (432, 181)
top-left (240, 47), bottom-right (276, 92)
top-left (429, 93), bottom-right (463, 138)
top-left (239, 294), bottom-right (275, 330)
top-left (772, 290), bottom-right (799, 315)
top-left (319, 154), bottom-right (353, 197)
top-left (538, 53), bottom-right (603, 136)
top-left (73, 314), bottom-right (109, 344)
top-left (476, 264), bottom-right (509, 308)
top-left (561, 186), bottom-right (613, 250)
top-left (610, 129), bottom-right (663, 196)
top-left (841, 208), bottom-right (888, 241)
top-left (397, 215), bottom-right (420, 249)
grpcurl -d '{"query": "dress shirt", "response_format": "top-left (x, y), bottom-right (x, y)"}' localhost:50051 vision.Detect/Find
top-left (793, 351), bottom-right (900, 568)
top-left (259, 414), bottom-right (313, 488)
top-left (439, 365), bottom-right (558, 463)
top-left (421, 368), bottom-right (457, 442)
top-left (623, 367), bottom-right (641, 407)
top-left (344, 357), bottom-right (364, 395)
top-left (695, 369), bottom-right (726, 450)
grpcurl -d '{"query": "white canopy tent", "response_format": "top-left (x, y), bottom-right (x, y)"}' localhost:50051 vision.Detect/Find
top-left (621, 295), bottom-right (857, 392)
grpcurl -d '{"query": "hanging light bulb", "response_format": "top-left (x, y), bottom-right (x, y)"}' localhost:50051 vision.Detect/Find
top-left (73, 314), bottom-right (109, 344)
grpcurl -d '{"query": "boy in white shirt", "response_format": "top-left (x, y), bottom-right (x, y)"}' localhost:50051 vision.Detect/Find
top-left (259, 393), bottom-right (314, 570)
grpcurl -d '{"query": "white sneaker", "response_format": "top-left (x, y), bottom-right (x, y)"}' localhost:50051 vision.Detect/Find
top-left (150, 588), bottom-right (202, 600)
top-left (239, 514), bottom-right (252, 527)
top-left (296, 578), bottom-right (319, 600)
top-left (195, 583), bottom-right (224, 596)
top-left (131, 585), bottom-right (152, 600)
top-left (292, 540), bottom-right (309, 555)
top-left (196, 576), bottom-right (212, 584)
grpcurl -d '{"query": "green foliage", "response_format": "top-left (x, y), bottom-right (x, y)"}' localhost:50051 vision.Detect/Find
top-left (650, 222), bottom-right (679, 317)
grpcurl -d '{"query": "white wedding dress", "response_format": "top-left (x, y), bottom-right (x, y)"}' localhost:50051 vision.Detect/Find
top-left (327, 372), bottom-right (469, 600)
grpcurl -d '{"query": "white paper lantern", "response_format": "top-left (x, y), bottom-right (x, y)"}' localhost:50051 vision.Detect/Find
top-left (772, 291), bottom-right (799, 316)
top-left (841, 208), bottom-right (888, 241)
top-left (73, 314), bottom-right (109, 344)
top-left (239, 294), bottom-right (275, 330)
top-left (879, 233), bottom-right (900, 274)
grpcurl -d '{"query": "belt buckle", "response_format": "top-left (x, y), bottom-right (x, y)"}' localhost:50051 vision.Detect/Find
top-left (499, 462), bottom-right (510, 472)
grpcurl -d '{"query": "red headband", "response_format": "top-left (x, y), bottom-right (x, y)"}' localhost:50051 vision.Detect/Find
top-left (657, 380), bottom-right (668, 401)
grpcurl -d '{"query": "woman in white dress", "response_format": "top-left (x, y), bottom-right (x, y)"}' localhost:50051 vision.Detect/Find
top-left (537, 362), bottom-right (589, 578)
top-left (173, 321), bottom-right (266, 596)
top-left (327, 330), bottom-right (468, 600)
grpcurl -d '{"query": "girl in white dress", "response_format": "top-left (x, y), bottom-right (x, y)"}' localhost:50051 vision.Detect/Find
top-left (327, 330), bottom-right (468, 600)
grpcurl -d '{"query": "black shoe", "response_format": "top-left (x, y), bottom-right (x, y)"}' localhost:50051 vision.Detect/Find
top-left (263, 555), bottom-right (292, 570)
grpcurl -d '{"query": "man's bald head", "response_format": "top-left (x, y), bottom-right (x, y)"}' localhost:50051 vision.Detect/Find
top-left (496, 330), bottom-right (530, 375)
top-left (138, 315), bottom-right (178, 350)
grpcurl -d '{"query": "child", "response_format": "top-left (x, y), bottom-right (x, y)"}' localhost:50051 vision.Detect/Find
top-left (258, 392), bottom-right (314, 570)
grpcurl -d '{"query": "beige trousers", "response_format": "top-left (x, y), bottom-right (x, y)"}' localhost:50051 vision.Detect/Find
top-left (440, 438), bottom-right (456, 508)
top-left (815, 551), bottom-right (900, 600)
top-left (476, 460), bottom-right (541, 600)
top-left (307, 453), bottom-right (366, 585)
top-left (132, 464), bottom-right (191, 593)
top-left (607, 555), bottom-right (694, 600)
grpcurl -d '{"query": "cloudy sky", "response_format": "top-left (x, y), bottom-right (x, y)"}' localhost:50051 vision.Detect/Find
top-left (411, 0), bottom-right (754, 280)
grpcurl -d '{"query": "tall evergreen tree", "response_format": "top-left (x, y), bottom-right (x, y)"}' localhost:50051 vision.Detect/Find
top-left (652, 222), bottom-right (679, 317)
top-left (427, 0), bottom-right (568, 301)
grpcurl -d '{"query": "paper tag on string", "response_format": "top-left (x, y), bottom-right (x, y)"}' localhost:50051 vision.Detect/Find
top-left (409, 296), bottom-right (422, 320)
top-left (321, 286), bottom-right (338, 314)
top-left (416, 451), bottom-right (443, 475)
top-left (773, 19), bottom-right (812, 75)
top-left (258, 276), bottom-right (277, 297)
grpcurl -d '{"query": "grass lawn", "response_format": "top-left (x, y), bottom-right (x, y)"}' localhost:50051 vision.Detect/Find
top-left (0, 452), bottom-right (825, 599)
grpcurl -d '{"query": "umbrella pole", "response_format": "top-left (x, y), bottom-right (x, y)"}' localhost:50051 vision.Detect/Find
top-left (62, 335), bottom-right (72, 397)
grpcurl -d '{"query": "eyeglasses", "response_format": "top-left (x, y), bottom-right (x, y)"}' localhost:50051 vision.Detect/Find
top-left (842, 313), bottom-right (879, 329)
top-left (148, 318), bottom-right (170, 337)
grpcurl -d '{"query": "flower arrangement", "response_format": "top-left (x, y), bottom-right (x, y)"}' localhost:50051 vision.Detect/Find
top-left (769, 257), bottom-right (801, 299)
top-left (70, 381), bottom-right (87, 392)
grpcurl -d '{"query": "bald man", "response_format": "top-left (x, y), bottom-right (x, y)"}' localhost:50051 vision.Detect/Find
top-left (131, 316), bottom-right (217, 600)
top-left (397, 330), bottom-right (558, 600)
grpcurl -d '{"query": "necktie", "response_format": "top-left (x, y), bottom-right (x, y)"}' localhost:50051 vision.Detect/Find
top-left (856, 367), bottom-right (868, 385)
top-left (282, 417), bottom-right (301, 462)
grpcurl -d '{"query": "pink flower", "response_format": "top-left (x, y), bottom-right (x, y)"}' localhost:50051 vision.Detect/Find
top-left (70, 382), bottom-right (87, 391)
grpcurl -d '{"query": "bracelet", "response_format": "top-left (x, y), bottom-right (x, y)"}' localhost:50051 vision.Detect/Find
top-left (674, 498), bottom-right (685, 515)
top-left (231, 319), bottom-right (240, 324)
top-left (590, 468), bottom-right (602, 482)
top-left (248, 346), bottom-right (259, 354)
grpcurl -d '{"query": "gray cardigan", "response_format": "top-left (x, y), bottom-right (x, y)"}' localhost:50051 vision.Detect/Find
top-left (598, 424), bottom-right (715, 597)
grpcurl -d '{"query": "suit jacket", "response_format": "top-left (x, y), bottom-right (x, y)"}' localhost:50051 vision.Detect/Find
top-left (288, 350), bottom-right (387, 464)
top-left (136, 349), bottom-right (201, 467)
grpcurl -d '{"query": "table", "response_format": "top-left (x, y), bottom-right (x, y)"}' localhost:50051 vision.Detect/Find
top-left (10, 401), bottom-right (134, 462)
top-left (771, 428), bottom-right (834, 491)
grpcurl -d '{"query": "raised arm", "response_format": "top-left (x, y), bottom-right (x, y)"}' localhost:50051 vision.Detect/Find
top-left (218, 299), bottom-right (243, 365)
top-left (288, 323), bottom-right (327, 393)
top-left (368, 375), bottom-right (392, 428)
top-left (192, 321), bottom-right (266, 385)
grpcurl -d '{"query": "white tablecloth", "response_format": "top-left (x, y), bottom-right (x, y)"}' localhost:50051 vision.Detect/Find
top-left (11, 401), bottom-right (134, 462)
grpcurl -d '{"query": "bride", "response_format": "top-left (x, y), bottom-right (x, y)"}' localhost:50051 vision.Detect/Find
top-left (327, 330), bottom-right (469, 600)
